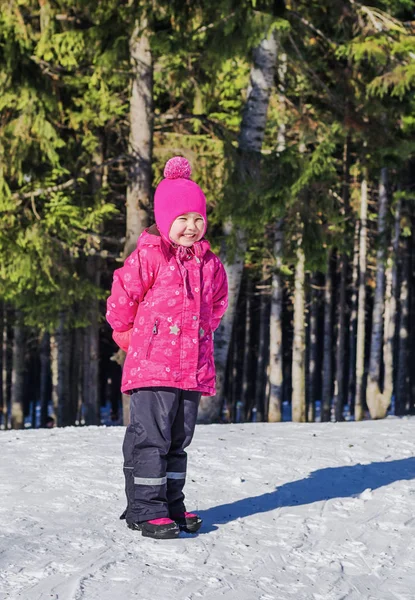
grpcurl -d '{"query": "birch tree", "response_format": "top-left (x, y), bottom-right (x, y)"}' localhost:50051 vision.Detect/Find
top-left (198, 27), bottom-right (279, 422)
top-left (268, 219), bottom-right (284, 421)
top-left (291, 223), bottom-right (306, 422)
top-left (355, 173), bottom-right (368, 420)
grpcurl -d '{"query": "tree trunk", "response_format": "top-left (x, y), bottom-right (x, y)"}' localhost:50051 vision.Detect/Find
top-left (83, 144), bottom-right (105, 426)
top-left (268, 219), bottom-right (284, 422)
top-left (347, 222), bottom-right (359, 410)
top-left (71, 328), bottom-right (83, 424)
top-left (383, 196), bottom-right (401, 414)
top-left (11, 312), bottom-right (25, 429)
top-left (333, 256), bottom-right (348, 421)
top-left (333, 138), bottom-right (351, 422)
top-left (50, 333), bottom-right (58, 423)
top-left (366, 168), bottom-right (390, 419)
top-left (198, 29), bottom-right (278, 422)
top-left (0, 303), bottom-right (4, 428)
top-left (321, 251), bottom-right (334, 421)
top-left (199, 224), bottom-right (246, 422)
top-left (83, 262), bottom-right (101, 426)
top-left (307, 275), bottom-right (319, 422)
top-left (120, 19), bottom-right (153, 426)
top-left (409, 215), bottom-right (415, 414)
top-left (254, 263), bottom-right (270, 421)
top-left (268, 51), bottom-right (286, 422)
top-left (396, 234), bottom-right (410, 415)
top-left (55, 313), bottom-right (74, 427)
top-left (292, 226), bottom-right (306, 422)
top-left (82, 308), bottom-right (95, 423)
top-left (0, 304), bottom-right (11, 429)
top-left (124, 16), bottom-right (153, 258)
top-left (355, 174), bottom-right (368, 421)
top-left (241, 272), bottom-right (253, 421)
top-left (39, 332), bottom-right (51, 427)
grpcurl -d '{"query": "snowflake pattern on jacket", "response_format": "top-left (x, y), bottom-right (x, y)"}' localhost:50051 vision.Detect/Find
top-left (106, 226), bottom-right (228, 396)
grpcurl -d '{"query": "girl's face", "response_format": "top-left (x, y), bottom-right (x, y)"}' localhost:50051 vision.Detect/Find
top-left (169, 212), bottom-right (205, 247)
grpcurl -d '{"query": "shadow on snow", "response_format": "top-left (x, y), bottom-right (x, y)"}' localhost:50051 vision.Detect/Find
top-left (198, 457), bottom-right (415, 533)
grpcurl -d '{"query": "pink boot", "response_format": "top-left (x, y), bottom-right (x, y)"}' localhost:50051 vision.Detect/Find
top-left (172, 512), bottom-right (202, 534)
top-left (127, 517), bottom-right (180, 539)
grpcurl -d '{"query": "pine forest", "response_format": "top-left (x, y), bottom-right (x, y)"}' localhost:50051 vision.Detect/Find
top-left (1, 0), bottom-right (414, 429)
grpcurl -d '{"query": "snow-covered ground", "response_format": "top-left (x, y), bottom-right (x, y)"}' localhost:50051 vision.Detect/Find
top-left (1, 418), bottom-right (415, 600)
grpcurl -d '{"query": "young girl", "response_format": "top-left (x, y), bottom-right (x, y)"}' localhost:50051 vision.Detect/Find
top-left (106, 156), bottom-right (228, 539)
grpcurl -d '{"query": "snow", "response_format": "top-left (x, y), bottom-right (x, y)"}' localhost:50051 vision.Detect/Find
top-left (1, 418), bottom-right (415, 600)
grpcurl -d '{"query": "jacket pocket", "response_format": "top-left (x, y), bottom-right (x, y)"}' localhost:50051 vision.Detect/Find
top-left (146, 319), bottom-right (159, 359)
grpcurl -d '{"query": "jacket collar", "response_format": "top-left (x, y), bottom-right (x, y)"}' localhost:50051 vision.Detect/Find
top-left (137, 224), bottom-right (210, 261)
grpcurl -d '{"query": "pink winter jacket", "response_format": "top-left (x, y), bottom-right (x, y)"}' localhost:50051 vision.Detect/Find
top-left (106, 226), bottom-right (228, 396)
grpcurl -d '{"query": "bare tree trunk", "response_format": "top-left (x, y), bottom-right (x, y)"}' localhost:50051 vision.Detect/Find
top-left (409, 216), bottom-right (415, 414)
top-left (347, 222), bottom-right (359, 410)
top-left (0, 303), bottom-right (4, 428)
top-left (268, 52), bottom-right (286, 422)
top-left (333, 138), bottom-right (351, 422)
top-left (268, 219), bottom-right (284, 422)
top-left (366, 168), bottom-right (390, 419)
top-left (292, 226), bottom-right (306, 422)
top-left (55, 313), bottom-right (74, 427)
top-left (383, 196), bottom-right (401, 414)
top-left (0, 303), bottom-right (11, 429)
top-left (11, 312), bottom-right (25, 429)
top-left (50, 334), bottom-right (58, 423)
top-left (83, 287), bottom-right (100, 424)
top-left (124, 16), bottom-right (153, 258)
top-left (71, 328), bottom-right (83, 424)
top-left (39, 332), bottom-right (51, 428)
top-left (241, 273), bottom-right (253, 421)
top-left (119, 20), bottom-right (153, 425)
top-left (321, 252), bottom-right (334, 421)
top-left (255, 263), bottom-right (270, 421)
top-left (230, 327), bottom-right (239, 419)
top-left (355, 174), bottom-right (368, 421)
top-left (307, 275), bottom-right (319, 422)
top-left (201, 224), bottom-right (246, 422)
top-left (396, 234), bottom-right (410, 415)
top-left (198, 29), bottom-right (278, 422)
top-left (333, 256), bottom-right (348, 421)
top-left (83, 145), bottom-right (105, 426)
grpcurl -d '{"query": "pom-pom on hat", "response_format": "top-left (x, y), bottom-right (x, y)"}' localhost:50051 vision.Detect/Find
top-left (154, 156), bottom-right (207, 241)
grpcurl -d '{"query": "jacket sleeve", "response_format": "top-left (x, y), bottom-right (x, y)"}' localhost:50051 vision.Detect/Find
top-left (211, 258), bottom-right (228, 331)
top-left (106, 248), bottom-right (155, 335)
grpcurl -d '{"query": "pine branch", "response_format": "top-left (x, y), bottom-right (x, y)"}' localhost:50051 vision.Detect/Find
top-left (287, 34), bottom-right (344, 111)
top-left (348, 0), bottom-right (406, 34)
top-left (154, 113), bottom-right (237, 141)
top-left (192, 12), bottom-right (237, 36)
top-left (12, 155), bottom-right (129, 200)
top-left (286, 10), bottom-right (336, 47)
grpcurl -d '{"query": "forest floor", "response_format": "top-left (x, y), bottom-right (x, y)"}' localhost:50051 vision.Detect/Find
top-left (1, 418), bottom-right (415, 600)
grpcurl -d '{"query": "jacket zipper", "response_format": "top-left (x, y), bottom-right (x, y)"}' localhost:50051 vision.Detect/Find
top-left (146, 319), bottom-right (159, 359)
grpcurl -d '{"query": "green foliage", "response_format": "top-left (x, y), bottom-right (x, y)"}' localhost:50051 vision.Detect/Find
top-left (0, 0), bottom-right (413, 326)
top-left (0, 0), bottom-right (126, 328)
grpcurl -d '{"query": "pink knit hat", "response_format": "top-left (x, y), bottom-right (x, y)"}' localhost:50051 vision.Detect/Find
top-left (154, 156), bottom-right (207, 241)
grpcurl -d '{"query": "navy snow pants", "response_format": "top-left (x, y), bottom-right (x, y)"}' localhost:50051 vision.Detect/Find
top-left (122, 387), bottom-right (201, 523)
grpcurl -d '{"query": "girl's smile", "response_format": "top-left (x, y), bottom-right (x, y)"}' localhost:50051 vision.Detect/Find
top-left (169, 212), bottom-right (205, 247)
